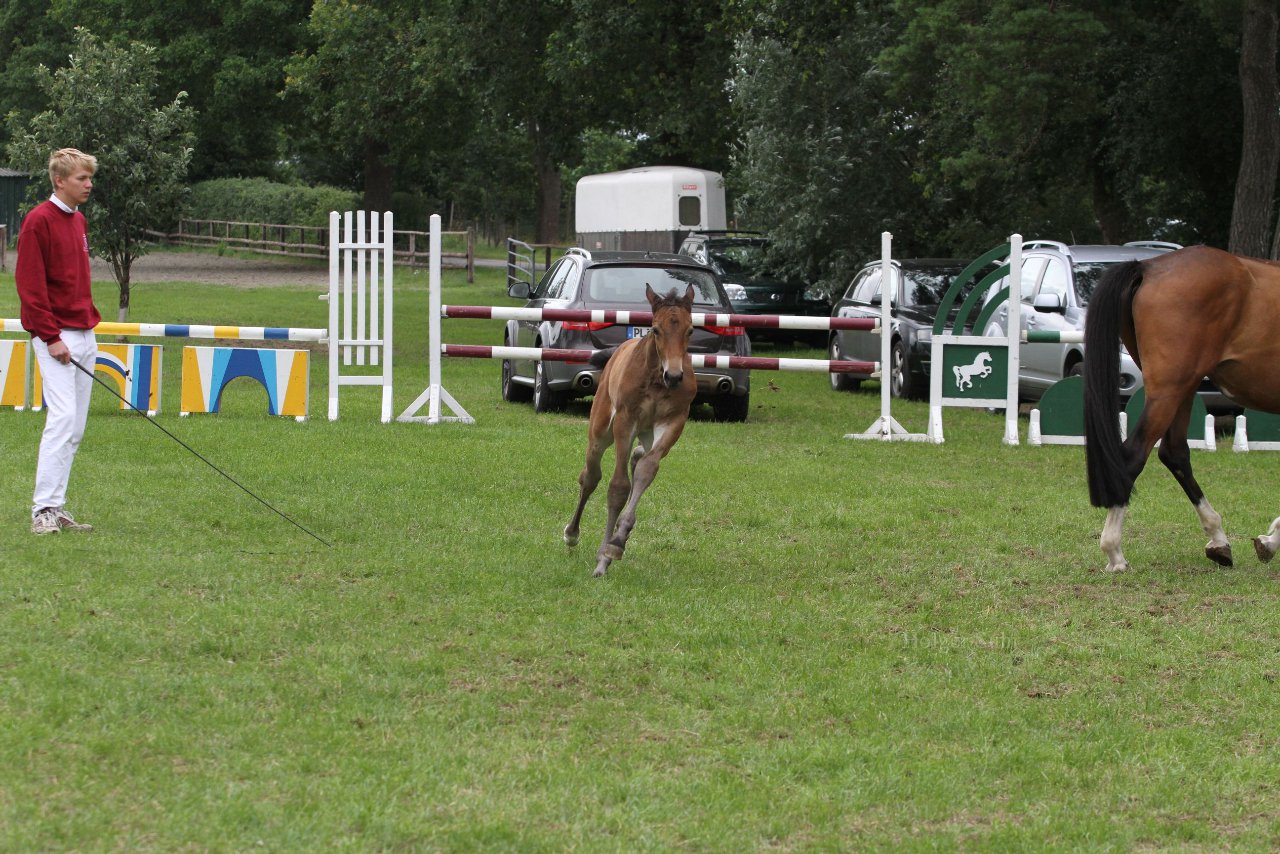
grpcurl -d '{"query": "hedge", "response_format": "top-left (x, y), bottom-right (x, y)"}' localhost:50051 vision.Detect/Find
top-left (187, 178), bottom-right (360, 228)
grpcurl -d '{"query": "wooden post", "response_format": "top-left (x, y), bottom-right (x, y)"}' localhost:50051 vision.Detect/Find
top-left (466, 228), bottom-right (475, 283)
top-left (0, 224), bottom-right (7, 271)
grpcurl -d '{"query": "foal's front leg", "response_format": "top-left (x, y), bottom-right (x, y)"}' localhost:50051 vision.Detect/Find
top-left (593, 438), bottom-right (635, 577)
top-left (565, 404), bottom-right (615, 548)
top-left (564, 431), bottom-right (609, 547)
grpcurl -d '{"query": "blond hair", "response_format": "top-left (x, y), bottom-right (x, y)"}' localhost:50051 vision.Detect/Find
top-left (47, 148), bottom-right (97, 185)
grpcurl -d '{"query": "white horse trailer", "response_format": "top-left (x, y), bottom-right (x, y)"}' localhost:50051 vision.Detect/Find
top-left (574, 166), bottom-right (727, 253)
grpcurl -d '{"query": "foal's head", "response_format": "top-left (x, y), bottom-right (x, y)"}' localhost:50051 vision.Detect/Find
top-left (645, 284), bottom-right (695, 389)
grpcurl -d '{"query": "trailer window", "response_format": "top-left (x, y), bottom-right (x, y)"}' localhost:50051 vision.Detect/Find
top-left (678, 195), bottom-right (701, 227)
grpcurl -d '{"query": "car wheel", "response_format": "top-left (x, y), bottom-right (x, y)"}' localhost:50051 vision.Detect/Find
top-left (712, 392), bottom-right (750, 423)
top-left (829, 336), bottom-right (861, 392)
top-left (889, 338), bottom-right (920, 400)
top-left (532, 360), bottom-right (565, 413)
top-left (1066, 360), bottom-right (1083, 379)
top-left (501, 358), bottom-right (532, 403)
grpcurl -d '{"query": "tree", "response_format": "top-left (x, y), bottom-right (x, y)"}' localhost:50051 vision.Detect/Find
top-left (0, 0), bottom-right (308, 180)
top-left (1229, 0), bottom-right (1279, 257)
top-left (6, 28), bottom-right (195, 321)
top-left (285, 0), bottom-right (466, 213)
top-left (730, 1), bottom-right (939, 292)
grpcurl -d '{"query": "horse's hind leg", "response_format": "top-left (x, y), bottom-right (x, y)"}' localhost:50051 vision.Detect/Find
top-left (1098, 395), bottom-right (1166, 572)
top-left (1156, 395), bottom-right (1232, 567)
top-left (1101, 506), bottom-right (1131, 573)
top-left (1253, 517), bottom-right (1280, 562)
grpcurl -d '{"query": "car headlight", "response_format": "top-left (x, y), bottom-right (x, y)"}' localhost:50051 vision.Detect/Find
top-left (723, 284), bottom-right (747, 302)
top-left (803, 286), bottom-right (827, 303)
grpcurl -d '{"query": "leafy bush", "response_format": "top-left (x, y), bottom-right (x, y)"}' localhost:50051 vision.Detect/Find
top-left (187, 177), bottom-right (359, 227)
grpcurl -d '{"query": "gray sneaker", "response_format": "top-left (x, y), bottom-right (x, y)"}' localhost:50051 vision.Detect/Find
top-left (54, 509), bottom-right (93, 532)
top-left (31, 508), bottom-right (61, 535)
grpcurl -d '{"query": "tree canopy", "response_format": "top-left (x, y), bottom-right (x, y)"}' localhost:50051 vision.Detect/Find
top-left (6, 28), bottom-right (195, 321)
top-left (0, 1), bottom-right (1275, 284)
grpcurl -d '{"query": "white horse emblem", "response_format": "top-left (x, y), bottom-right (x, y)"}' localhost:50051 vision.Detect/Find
top-left (953, 351), bottom-right (993, 391)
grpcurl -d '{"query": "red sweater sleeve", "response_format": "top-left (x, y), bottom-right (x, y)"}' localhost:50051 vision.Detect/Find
top-left (15, 202), bottom-right (100, 344)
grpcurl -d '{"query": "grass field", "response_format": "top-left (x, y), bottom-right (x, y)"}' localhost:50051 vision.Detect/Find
top-left (2, 257), bottom-right (1280, 850)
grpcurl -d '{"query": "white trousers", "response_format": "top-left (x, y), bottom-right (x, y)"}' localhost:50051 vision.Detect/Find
top-left (32, 329), bottom-right (96, 516)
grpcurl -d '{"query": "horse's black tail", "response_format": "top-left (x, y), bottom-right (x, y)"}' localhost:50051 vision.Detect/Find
top-left (1083, 259), bottom-right (1143, 508)
top-left (589, 347), bottom-right (617, 368)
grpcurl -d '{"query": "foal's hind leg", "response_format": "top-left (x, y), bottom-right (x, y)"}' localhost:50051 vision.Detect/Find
top-left (1155, 397), bottom-right (1232, 567)
top-left (1253, 517), bottom-right (1280, 562)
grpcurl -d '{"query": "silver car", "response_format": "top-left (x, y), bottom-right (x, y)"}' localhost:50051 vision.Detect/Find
top-left (981, 240), bottom-right (1181, 402)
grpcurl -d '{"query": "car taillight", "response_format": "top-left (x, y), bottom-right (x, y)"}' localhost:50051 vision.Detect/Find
top-left (704, 325), bottom-right (746, 336)
top-left (562, 321), bottom-right (613, 331)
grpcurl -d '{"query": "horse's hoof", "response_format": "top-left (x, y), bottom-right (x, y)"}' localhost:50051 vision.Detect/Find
top-left (1206, 544), bottom-right (1234, 567)
top-left (592, 566), bottom-right (607, 578)
top-left (1104, 560), bottom-right (1130, 573)
top-left (563, 527), bottom-right (579, 547)
top-left (1253, 537), bottom-right (1276, 563)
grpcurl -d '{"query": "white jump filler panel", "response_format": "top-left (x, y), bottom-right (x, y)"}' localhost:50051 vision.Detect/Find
top-left (328, 210), bottom-right (394, 422)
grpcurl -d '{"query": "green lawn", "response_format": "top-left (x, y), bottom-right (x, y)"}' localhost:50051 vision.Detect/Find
top-left (2, 256), bottom-right (1279, 850)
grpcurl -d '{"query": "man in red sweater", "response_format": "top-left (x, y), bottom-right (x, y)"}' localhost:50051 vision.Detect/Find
top-left (15, 148), bottom-right (100, 535)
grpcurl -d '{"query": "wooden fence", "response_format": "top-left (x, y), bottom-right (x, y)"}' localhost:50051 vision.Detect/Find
top-left (150, 219), bottom-right (476, 282)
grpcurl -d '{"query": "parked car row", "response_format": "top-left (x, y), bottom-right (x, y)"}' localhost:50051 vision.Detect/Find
top-left (502, 248), bottom-right (752, 422)
top-left (501, 233), bottom-right (1236, 423)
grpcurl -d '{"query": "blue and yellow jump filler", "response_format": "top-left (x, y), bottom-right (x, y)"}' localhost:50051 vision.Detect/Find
top-left (180, 346), bottom-right (310, 421)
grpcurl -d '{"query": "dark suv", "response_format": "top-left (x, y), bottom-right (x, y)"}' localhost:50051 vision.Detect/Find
top-left (677, 231), bottom-right (829, 345)
top-left (828, 258), bottom-right (973, 399)
top-left (503, 249), bottom-right (753, 421)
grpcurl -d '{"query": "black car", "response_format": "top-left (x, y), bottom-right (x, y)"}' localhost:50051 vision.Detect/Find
top-left (677, 231), bottom-right (829, 345)
top-left (828, 258), bottom-right (973, 399)
top-left (503, 248), bottom-right (753, 421)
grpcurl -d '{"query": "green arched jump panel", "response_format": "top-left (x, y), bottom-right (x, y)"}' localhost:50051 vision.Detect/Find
top-left (932, 242), bottom-right (1010, 336)
top-left (1124, 389), bottom-right (1208, 442)
top-left (1037, 375), bottom-right (1084, 438)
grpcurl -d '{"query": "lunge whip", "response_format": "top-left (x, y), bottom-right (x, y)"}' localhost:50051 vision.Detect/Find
top-left (69, 357), bottom-right (333, 548)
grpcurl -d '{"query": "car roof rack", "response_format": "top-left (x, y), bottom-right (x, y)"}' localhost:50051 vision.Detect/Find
top-left (1123, 240), bottom-right (1183, 252)
top-left (565, 247), bottom-right (592, 260)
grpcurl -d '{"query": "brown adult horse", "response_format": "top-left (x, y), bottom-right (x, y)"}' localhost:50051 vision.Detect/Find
top-left (563, 284), bottom-right (697, 577)
top-left (1084, 245), bottom-right (1280, 573)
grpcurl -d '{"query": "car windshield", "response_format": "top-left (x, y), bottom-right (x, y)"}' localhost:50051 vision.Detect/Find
top-left (1072, 262), bottom-right (1113, 306)
top-left (902, 267), bottom-right (967, 307)
top-left (709, 242), bottom-right (768, 276)
top-left (586, 266), bottom-right (723, 307)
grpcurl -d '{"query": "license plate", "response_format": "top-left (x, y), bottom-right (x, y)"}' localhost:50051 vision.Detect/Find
top-left (627, 326), bottom-right (650, 339)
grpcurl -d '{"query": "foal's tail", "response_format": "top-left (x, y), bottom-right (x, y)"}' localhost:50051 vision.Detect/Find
top-left (589, 347), bottom-right (617, 368)
top-left (1083, 260), bottom-right (1143, 508)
